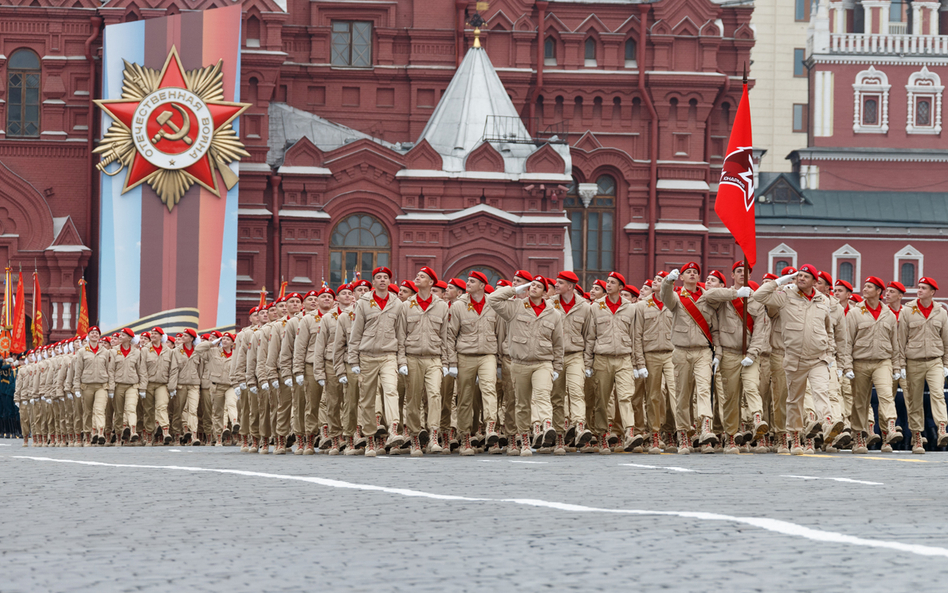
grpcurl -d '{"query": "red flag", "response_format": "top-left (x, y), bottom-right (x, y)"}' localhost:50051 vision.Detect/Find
top-left (714, 80), bottom-right (756, 270)
top-left (11, 271), bottom-right (26, 353)
top-left (76, 278), bottom-right (90, 336)
top-left (258, 285), bottom-right (267, 310)
top-left (32, 271), bottom-right (44, 347)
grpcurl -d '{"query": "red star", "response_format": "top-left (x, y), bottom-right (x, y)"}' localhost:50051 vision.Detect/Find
top-left (96, 47), bottom-right (248, 196)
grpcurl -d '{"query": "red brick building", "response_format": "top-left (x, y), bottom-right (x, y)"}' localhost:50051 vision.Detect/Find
top-left (757, 0), bottom-right (948, 296)
top-left (0, 0), bottom-right (755, 332)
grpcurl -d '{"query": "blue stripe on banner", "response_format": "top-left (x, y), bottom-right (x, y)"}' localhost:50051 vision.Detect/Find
top-left (99, 21), bottom-right (145, 330)
top-left (216, 22), bottom-right (241, 328)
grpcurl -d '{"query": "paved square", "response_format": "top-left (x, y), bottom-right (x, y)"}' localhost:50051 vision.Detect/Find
top-left (3, 440), bottom-right (948, 592)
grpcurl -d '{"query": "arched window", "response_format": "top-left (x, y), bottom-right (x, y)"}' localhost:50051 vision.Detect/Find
top-left (838, 262), bottom-right (854, 284)
top-left (461, 267), bottom-right (502, 287)
top-left (584, 38), bottom-right (597, 67)
top-left (246, 16), bottom-right (261, 48)
top-left (900, 262), bottom-right (916, 288)
top-left (624, 39), bottom-right (636, 67)
top-left (774, 260), bottom-right (790, 274)
top-left (7, 49), bottom-right (41, 137)
top-left (544, 37), bottom-right (556, 66)
top-left (564, 174), bottom-right (616, 287)
top-left (329, 213), bottom-right (391, 285)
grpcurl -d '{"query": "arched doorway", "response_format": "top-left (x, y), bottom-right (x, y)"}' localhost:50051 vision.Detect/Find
top-left (329, 213), bottom-right (391, 284)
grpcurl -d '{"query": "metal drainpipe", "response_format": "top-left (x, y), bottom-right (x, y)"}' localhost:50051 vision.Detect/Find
top-left (529, 1), bottom-right (547, 134)
top-left (455, 0), bottom-right (467, 67)
top-left (637, 4), bottom-right (659, 278)
top-left (704, 70), bottom-right (730, 275)
top-left (269, 175), bottom-right (282, 292)
top-left (84, 15), bottom-right (102, 313)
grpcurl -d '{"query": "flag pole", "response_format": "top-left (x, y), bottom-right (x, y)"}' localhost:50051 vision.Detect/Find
top-left (741, 62), bottom-right (749, 357)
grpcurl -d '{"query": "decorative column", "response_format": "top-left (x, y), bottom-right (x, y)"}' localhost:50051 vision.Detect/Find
top-left (62, 302), bottom-right (72, 332)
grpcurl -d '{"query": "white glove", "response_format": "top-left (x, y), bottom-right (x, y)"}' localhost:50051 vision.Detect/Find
top-left (944, 367), bottom-right (948, 379)
top-left (318, 379), bottom-right (325, 387)
top-left (497, 365), bottom-right (502, 379)
top-left (108, 391), bottom-right (114, 400)
top-left (475, 376), bottom-right (479, 385)
top-left (75, 391), bottom-right (81, 399)
top-left (29, 399), bottom-right (35, 405)
top-left (14, 402), bottom-right (18, 408)
top-left (442, 367), bottom-right (449, 377)
top-left (585, 368), bottom-right (594, 378)
top-left (139, 390), bottom-right (146, 400)
top-left (271, 380), bottom-right (279, 390)
top-left (249, 386), bottom-right (257, 395)
top-left (740, 357), bottom-right (754, 367)
top-left (892, 371), bottom-right (901, 381)
top-left (339, 376), bottom-right (348, 385)
top-left (902, 369), bottom-right (907, 380)
top-left (448, 367), bottom-right (458, 378)
top-left (515, 283), bottom-right (530, 294)
top-left (66, 393), bottom-right (72, 400)
top-left (212, 337), bottom-right (222, 346)
top-left (776, 273), bottom-right (796, 286)
top-left (240, 382), bottom-right (247, 392)
top-left (632, 369), bottom-right (640, 380)
top-left (551, 371), bottom-right (559, 382)
top-left (837, 369), bottom-right (843, 378)
top-left (295, 375), bottom-right (304, 386)
top-left (845, 371), bottom-right (855, 380)
top-left (284, 377), bottom-right (292, 387)
top-left (638, 368), bottom-right (649, 378)
top-left (261, 382), bottom-right (269, 391)
top-left (235, 386), bottom-right (241, 398)
top-left (667, 269), bottom-right (680, 281)
top-left (398, 365), bottom-right (408, 376)
top-left (735, 286), bottom-right (752, 298)
top-left (712, 357), bottom-right (720, 373)
top-left (352, 366), bottom-right (361, 375)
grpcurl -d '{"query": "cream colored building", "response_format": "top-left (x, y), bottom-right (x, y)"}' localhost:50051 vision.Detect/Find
top-left (750, 0), bottom-right (812, 172)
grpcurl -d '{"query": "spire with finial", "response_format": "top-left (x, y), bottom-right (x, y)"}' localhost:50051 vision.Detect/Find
top-left (468, 6), bottom-right (486, 49)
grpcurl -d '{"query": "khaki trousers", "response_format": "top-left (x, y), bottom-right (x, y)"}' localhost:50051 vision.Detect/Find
top-left (319, 365), bottom-right (342, 437)
top-left (256, 384), bottom-right (272, 439)
top-left (247, 383), bottom-right (259, 438)
top-left (405, 355), bottom-right (443, 434)
top-left (672, 347), bottom-right (713, 431)
top-left (238, 382), bottom-right (250, 436)
top-left (644, 351), bottom-right (674, 432)
top-left (759, 353), bottom-right (773, 428)
top-left (80, 383), bottom-right (105, 435)
top-left (149, 383), bottom-right (170, 433)
top-left (179, 385), bottom-right (201, 435)
top-left (631, 375), bottom-right (647, 433)
top-left (785, 357), bottom-right (831, 432)
top-left (456, 353), bottom-right (497, 434)
top-left (593, 354), bottom-right (635, 435)
top-left (769, 350), bottom-right (788, 435)
top-left (440, 374), bottom-right (456, 431)
top-left (341, 363), bottom-right (359, 435)
top-left (510, 361), bottom-right (553, 434)
top-left (358, 353), bottom-right (398, 430)
top-left (274, 381), bottom-right (293, 437)
top-left (19, 402), bottom-right (30, 437)
top-left (851, 359), bottom-right (894, 435)
top-left (212, 384), bottom-right (237, 438)
top-left (719, 350), bottom-right (762, 436)
top-left (200, 387), bottom-right (213, 436)
top-left (501, 356), bottom-right (516, 434)
top-left (905, 358), bottom-right (948, 432)
top-left (92, 388), bottom-right (111, 434)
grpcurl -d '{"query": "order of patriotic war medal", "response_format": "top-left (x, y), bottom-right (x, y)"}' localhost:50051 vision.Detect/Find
top-left (94, 46), bottom-right (251, 210)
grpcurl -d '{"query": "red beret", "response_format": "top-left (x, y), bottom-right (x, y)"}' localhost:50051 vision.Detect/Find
top-left (798, 264), bottom-right (819, 280)
top-left (763, 273), bottom-right (778, 281)
top-left (275, 295), bottom-right (287, 304)
top-left (100, 336), bottom-right (111, 343)
top-left (249, 306), bottom-right (259, 315)
top-left (865, 276), bottom-right (886, 290)
top-left (419, 266), bottom-right (438, 283)
top-left (152, 327), bottom-right (164, 335)
top-left (850, 294), bottom-right (864, 303)
top-left (316, 286), bottom-right (336, 298)
top-left (434, 280), bottom-right (448, 290)
top-left (624, 284), bottom-right (640, 297)
top-left (818, 271), bottom-right (833, 286)
top-left (514, 270), bottom-right (533, 283)
top-left (387, 284), bottom-right (399, 294)
top-left (200, 334), bottom-right (211, 341)
top-left (835, 279), bottom-right (854, 292)
top-left (141, 331), bottom-right (151, 340)
top-left (212, 330), bottom-right (223, 338)
top-left (468, 270), bottom-right (489, 285)
top-left (373, 267), bottom-right (393, 279)
top-left (593, 279), bottom-right (607, 291)
top-left (656, 271), bottom-right (669, 278)
top-left (583, 292), bottom-right (591, 300)
top-left (732, 261), bottom-right (752, 272)
top-left (88, 326), bottom-right (100, 333)
top-left (286, 292), bottom-right (303, 301)
top-left (919, 276), bottom-right (939, 291)
top-left (400, 280), bottom-right (418, 294)
top-left (544, 277), bottom-right (556, 289)
top-left (781, 266), bottom-right (798, 275)
top-left (608, 271), bottom-right (626, 286)
top-left (709, 270), bottom-right (726, 284)
top-left (748, 280), bottom-right (760, 290)
top-left (223, 332), bottom-right (236, 341)
top-left (121, 328), bottom-right (135, 337)
top-left (681, 262), bottom-right (701, 275)
top-left (185, 328), bottom-right (198, 339)
top-left (496, 279), bottom-right (511, 287)
top-left (557, 271), bottom-right (579, 284)
top-left (887, 281), bottom-right (906, 293)
top-left (352, 279), bottom-right (372, 289)
top-left (484, 285), bottom-right (494, 294)
top-left (644, 279), bottom-right (653, 287)
top-left (337, 284), bottom-right (352, 293)
top-left (449, 278), bottom-right (467, 292)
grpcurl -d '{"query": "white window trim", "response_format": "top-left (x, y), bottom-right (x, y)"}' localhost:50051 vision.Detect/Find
top-left (833, 244), bottom-right (861, 286)
top-left (906, 66), bottom-right (943, 135)
top-left (894, 245), bottom-right (923, 288)
top-left (768, 243), bottom-right (798, 274)
top-left (853, 66), bottom-right (890, 134)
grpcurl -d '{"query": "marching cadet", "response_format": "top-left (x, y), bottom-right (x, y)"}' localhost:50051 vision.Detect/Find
top-left (232, 307), bottom-right (261, 452)
top-left (446, 271), bottom-right (500, 455)
top-left (488, 276), bottom-right (564, 457)
top-left (14, 356), bottom-right (29, 446)
top-left (332, 283), bottom-right (360, 454)
top-left (169, 328), bottom-right (210, 446)
top-left (310, 287), bottom-right (348, 455)
top-left (815, 272), bottom-right (852, 450)
top-left (396, 266), bottom-right (449, 456)
top-left (753, 265), bottom-right (843, 455)
top-left (349, 267), bottom-right (405, 457)
top-left (702, 262), bottom-right (771, 454)
top-left (110, 328), bottom-right (147, 444)
top-left (636, 272), bottom-right (676, 454)
top-left (206, 332), bottom-right (238, 446)
top-left (885, 280), bottom-right (909, 437)
top-left (142, 328), bottom-right (176, 445)
top-left (834, 280), bottom-right (855, 314)
top-left (76, 328), bottom-right (112, 445)
top-left (297, 287), bottom-right (338, 453)
top-left (550, 270), bottom-right (594, 453)
top-left (846, 276), bottom-right (901, 453)
top-left (253, 302), bottom-right (281, 453)
top-left (497, 272), bottom-right (530, 455)
top-left (264, 295), bottom-right (296, 455)
top-left (897, 277), bottom-right (948, 454)
top-left (291, 289), bottom-right (323, 454)
top-left (660, 263), bottom-right (718, 451)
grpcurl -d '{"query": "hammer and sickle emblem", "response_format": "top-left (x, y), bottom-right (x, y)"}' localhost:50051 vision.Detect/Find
top-left (151, 103), bottom-right (193, 145)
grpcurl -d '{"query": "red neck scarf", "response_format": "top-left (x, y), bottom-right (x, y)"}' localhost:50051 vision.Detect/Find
top-left (866, 302), bottom-right (882, 320)
top-left (606, 295), bottom-right (622, 314)
top-left (652, 295), bottom-right (663, 310)
top-left (919, 301), bottom-right (935, 319)
top-left (530, 299), bottom-right (546, 316)
top-left (120, 346), bottom-right (131, 357)
top-left (223, 349), bottom-right (233, 358)
top-left (183, 346), bottom-right (194, 358)
top-left (470, 296), bottom-right (485, 315)
top-left (154, 345), bottom-right (162, 356)
top-left (90, 346), bottom-right (98, 354)
top-left (889, 305), bottom-right (900, 320)
top-left (800, 289), bottom-right (815, 301)
top-left (373, 292), bottom-right (389, 310)
top-left (560, 295), bottom-right (574, 314)
top-left (417, 293), bottom-right (433, 312)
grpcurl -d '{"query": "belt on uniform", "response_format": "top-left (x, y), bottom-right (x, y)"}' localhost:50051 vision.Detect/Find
top-left (909, 356), bottom-right (941, 363)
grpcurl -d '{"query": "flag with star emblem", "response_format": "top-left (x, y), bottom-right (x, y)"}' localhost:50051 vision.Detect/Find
top-left (714, 79), bottom-right (757, 270)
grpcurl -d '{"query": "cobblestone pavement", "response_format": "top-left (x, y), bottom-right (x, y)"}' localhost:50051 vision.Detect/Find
top-left (3, 439), bottom-right (948, 592)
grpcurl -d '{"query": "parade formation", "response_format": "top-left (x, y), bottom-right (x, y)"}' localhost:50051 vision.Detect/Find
top-left (9, 264), bottom-right (948, 458)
